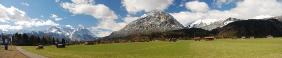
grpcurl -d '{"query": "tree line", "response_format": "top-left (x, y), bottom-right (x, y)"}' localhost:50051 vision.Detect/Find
top-left (1, 33), bottom-right (66, 46)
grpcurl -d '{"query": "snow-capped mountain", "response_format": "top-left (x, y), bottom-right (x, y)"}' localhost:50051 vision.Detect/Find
top-left (108, 10), bottom-right (184, 38)
top-left (70, 28), bottom-right (95, 41)
top-left (46, 26), bottom-right (96, 41)
top-left (48, 26), bottom-right (64, 34)
top-left (46, 26), bottom-right (71, 39)
top-left (189, 17), bottom-right (242, 30)
top-left (189, 19), bottom-right (219, 28)
top-left (0, 25), bottom-right (96, 41)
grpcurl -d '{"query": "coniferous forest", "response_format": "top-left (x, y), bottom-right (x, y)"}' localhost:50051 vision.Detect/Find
top-left (1, 33), bottom-right (66, 46)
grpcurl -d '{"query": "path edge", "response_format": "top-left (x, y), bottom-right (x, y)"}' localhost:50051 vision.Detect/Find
top-left (16, 46), bottom-right (47, 58)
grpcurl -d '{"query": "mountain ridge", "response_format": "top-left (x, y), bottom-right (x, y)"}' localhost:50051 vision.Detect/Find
top-left (107, 10), bottom-right (184, 40)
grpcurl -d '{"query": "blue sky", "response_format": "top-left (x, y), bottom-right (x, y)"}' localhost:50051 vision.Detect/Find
top-left (0, 0), bottom-right (96, 27)
top-left (0, 0), bottom-right (235, 27)
top-left (1, 0), bottom-right (282, 37)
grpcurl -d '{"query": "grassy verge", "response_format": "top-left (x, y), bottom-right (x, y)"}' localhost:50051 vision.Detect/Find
top-left (22, 38), bottom-right (282, 58)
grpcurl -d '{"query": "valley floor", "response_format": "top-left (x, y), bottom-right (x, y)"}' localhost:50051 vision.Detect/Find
top-left (22, 38), bottom-right (282, 58)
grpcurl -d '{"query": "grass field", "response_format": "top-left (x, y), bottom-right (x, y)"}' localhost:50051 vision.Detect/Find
top-left (22, 38), bottom-right (282, 58)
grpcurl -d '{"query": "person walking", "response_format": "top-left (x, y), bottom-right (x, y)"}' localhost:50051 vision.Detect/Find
top-left (3, 38), bottom-right (9, 50)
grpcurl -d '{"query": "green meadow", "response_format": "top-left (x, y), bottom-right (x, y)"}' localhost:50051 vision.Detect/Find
top-left (22, 38), bottom-right (282, 58)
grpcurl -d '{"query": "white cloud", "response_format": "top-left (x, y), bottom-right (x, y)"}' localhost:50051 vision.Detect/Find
top-left (72, 0), bottom-right (94, 4)
top-left (122, 0), bottom-right (174, 14)
top-left (185, 1), bottom-right (209, 12)
top-left (89, 15), bottom-right (138, 37)
top-left (90, 20), bottom-right (127, 37)
top-left (65, 25), bottom-right (73, 28)
top-left (21, 2), bottom-right (30, 6)
top-left (216, 0), bottom-right (232, 3)
top-left (15, 20), bottom-right (58, 27)
top-left (61, 0), bottom-right (124, 37)
top-left (0, 4), bottom-right (59, 32)
top-left (171, 0), bottom-right (282, 26)
top-left (50, 14), bottom-right (63, 21)
top-left (229, 0), bottom-right (282, 19)
top-left (0, 25), bottom-right (23, 32)
top-left (170, 12), bottom-right (206, 25)
top-left (90, 29), bottom-right (112, 37)
top-left (0, 5), bottom-right (28, 23)
top-left (61, 0), bottom-right (117, 20)
top-left (65, 25), bottom-right (75, 29)
top-left (123, 15), bottom-right (139, 24)
top-left (252, 15), bottom-right (274, 19)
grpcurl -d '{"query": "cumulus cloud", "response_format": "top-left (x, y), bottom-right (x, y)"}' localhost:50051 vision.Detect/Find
top-left (61, 0), bottom-right (124, 37)
top-left (185, 1), bottom-right (209, 12)
top-left (0, 25), bottom-right (23, 32)
top-left (171, 0), bottom-right (282, 26)
top-left (0, 4), bottom-right (59, 32)
top-left (229, 0), bottom-right (282, 19)
top-left (50, 14), bottom-right (63, 21)
top-left (89, 20), bottom-right (127, 37)
top-left (123, 15), bottom-right (139, 24)
top-left (122, 0), bottom-right (174, 14)
top-left (170, 12), bottom-right (206, 26)
top-left (61, 0), bottom-right (117, 20)
top-left (0, 5), bottom-right (28, 22)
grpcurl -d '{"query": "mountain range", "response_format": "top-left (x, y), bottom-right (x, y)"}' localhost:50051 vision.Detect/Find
top-left (2, 10), bottom-right (282, 42)
top-left (217, 17), bottom-right (282, 38)
top-left (101, 10), bottom-right (282, 42)
top-left (0, 25), bottom-right (96, 41)
top-left (189, 17), bottom-right (242, 30)
top-left (46, 26), bottom-right (96, 41)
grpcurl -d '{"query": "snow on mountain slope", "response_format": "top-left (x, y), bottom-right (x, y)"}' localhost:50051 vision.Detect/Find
top-left (108, 10), bottom-right (184, 38)
top-left (47, 26), bottom-right (95, 41)
top-left (189, 17), bottom-right (242, 30)
top-left (189, 19), bottom-right (219, 28)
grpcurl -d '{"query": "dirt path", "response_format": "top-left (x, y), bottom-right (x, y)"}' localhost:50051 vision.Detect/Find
top-left (0, 45), bottom-right (29, 58)
top-left (16, 46), bottom-right (47, 58)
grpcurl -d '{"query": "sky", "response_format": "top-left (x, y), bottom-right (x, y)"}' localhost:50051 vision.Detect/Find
top-left (0, 0), bottom-right (282, 37)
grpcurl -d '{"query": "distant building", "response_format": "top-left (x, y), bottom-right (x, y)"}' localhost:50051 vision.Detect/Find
top-left (204, 36), bottom-right (215, 41)
top-left (267, 35), bottom-right (273, 38)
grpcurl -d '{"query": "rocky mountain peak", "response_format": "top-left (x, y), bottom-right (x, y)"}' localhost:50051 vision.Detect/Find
top-left (108, 10), bottom-right (184, 38)
top-left (146, 10), bottom-right (168, 16)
